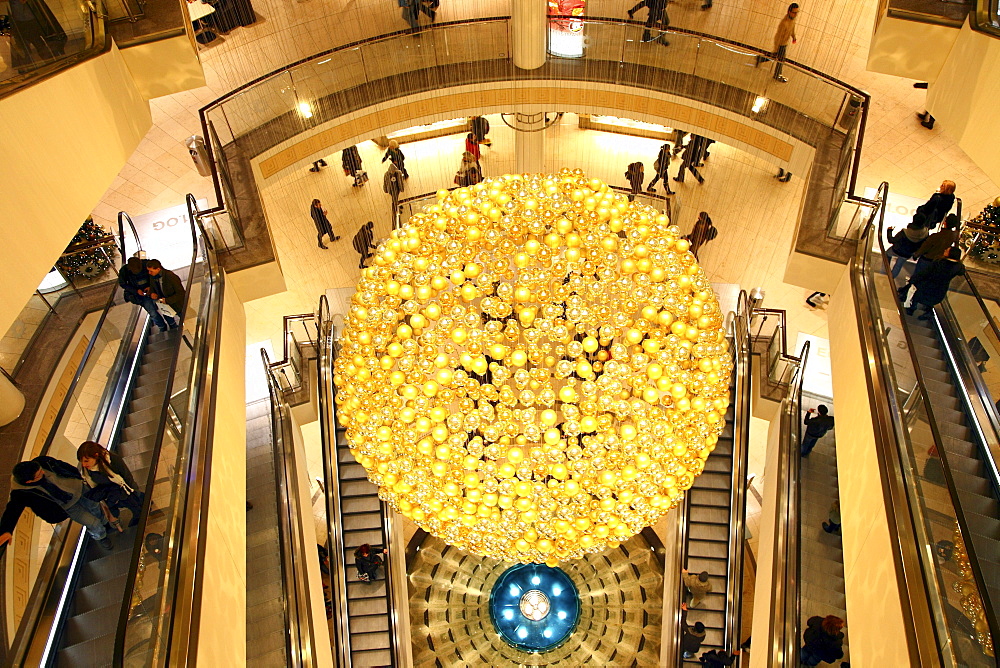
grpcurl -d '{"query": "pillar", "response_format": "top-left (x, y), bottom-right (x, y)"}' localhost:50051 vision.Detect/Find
top-left (514, 113), bottom-right (547, 174)
top-left (0, 375), bottom-right (25, 427)
top-left (512, 0), bottom-right (547, 70)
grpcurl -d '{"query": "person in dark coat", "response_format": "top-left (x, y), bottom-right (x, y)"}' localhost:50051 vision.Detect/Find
top-left (353, 222), bottom-right (377, 269)
top-left (470, 116), bottom-right (491, 145)
top-left (646, 143), bottom-right (675, 194)
top-left (684, 212), bottom-right (717, 258)
top-left (0, 456), bottom-right (112, 549)
top-left (885, 213), bottom-right (930, 278)
top-left (7, 0), bottom-right (66, 70)
top-left (342, 146), bottom-right (365, 186)
top-left (912, 213), bottom-right (959, 275)
top-left (904, 246), bottom-right (965, 320)
top-left (801, 404), bottom-right (834, 456)
top-left (800, 615), bottom-right (845, 666)
top-left (673, 139), bottom-right (705, 184)
top-left (625, 162), bottom-right (645, 201)
top-left (120, 257), bottom-right (169, 331)
top-left (381, 140), bottom-right (409, 178)
top-left (680, 604), bottom-right (707, 658)
top-left (627, 0), bottom-right (670, 45)
top-left (310, 199), bottom-right (341, 249)
top-left (699, 648), bottom-right (740, 667)
top-left (918, 180), bottom-right (956, 228)
top-left (77, 441), bottom-right (143, 529)
top-left (383, 162), bottom-right (405, 214)
top-left (354, 543), bottom-right (387, 581)
top-left (146, 259), bottom-right (185, 328)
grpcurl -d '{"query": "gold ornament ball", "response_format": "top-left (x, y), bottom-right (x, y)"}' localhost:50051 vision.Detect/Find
top-left (334, 169), bottom-right (732, 563)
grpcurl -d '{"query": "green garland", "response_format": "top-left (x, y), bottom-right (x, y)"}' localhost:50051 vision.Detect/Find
top-left (56, 217), bottom-right (117, 279)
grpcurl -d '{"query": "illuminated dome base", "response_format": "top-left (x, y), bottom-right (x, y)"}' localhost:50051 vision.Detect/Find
top-left (489, 564), bottom-right (579, 652)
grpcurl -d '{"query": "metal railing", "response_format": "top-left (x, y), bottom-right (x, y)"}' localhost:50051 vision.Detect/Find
top-left (767, 338), bottom-right (809, 667)
top-left (262, 347), bottom-right (321, 667)
top-left (854, 180), bottom-right (999, 664)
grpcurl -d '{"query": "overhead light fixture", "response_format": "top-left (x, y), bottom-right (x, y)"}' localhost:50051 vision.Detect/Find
top-left (335, 170), bottom-right (732, 564)
top-left (752, 96), bottom-right (768, 114)
top-left (297, 101), bottom-right (314, 119)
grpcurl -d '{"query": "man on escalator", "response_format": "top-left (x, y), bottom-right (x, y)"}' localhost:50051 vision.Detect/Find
top-left (119, 257), bottom-right (169, 332)
top-left (801, 405), bottom-right (834, 457)
top-left (146, 259), bottom-right (185, 329)
top-left (0, 456), bottom-right (114, 550)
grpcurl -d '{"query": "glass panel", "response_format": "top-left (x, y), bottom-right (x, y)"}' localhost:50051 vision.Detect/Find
top-left (863, 231), bottom-right (995, 666)
top-left (0, 0), bottom-right (102, 89)
top-left (119, 235), bottom-right (211, 667)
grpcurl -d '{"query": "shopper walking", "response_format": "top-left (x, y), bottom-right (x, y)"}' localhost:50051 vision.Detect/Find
top-left (755, 3), bottom-right (799, 82)
top-left (682, 568), bottom-right (713, 608)
top-left (0, 456), bottom-right (114, 550)
top-left (680, 603), bottom-right (707, 658)
top-left (673, 139), bottom-right (705, 185)
top-left (912, 213), bottom-right (960, 275)
top-left (823, 500), bottom-right (842, 536)
top-left (400, 0), bottom-right (435, 32)
top-left (917, 180), bottom-right (957, 228)
top-left (465, 132), bottom-right (481, 163)
top-left (699, 649), bottom-right (740, 667)
top-left (146, 259), bottom-right (185, 329)
top-left (120, 257), bottom-right (169, 332)
top-left (800, 615), bottom-right (846, 666)
top-left (625, 162), bottom-right (645, 201)
top-left (310, 199), bottom-right (341, 249)
top-left (354, 543), bottom-right (388, 581)
top-left (646, 143), bottom-right (675, 194)
top-left (902, 246), bottom-right (965, 320)
top-left (801, 405), bottom-right (834, 456)
top-left (627, 0), bottom-right (670, 45)
top-left (342, 145), bottom-right (366, 187)
top-left (381, 139), bottom-right (409, 178)
top-left (384, 162), bottom-right (405, 214)
top-left (77, 441), bottom-right (143, 530)
top-left (684, 212), bottom-right (717, 258)
top-left (353, 221), bottom-right (377, 269)
top-left (470, 115), bottom-right (492, 146)
top-left (885, 213), bottom-right (930, 279)
top-left (455, 152), bottom-right (483, 187)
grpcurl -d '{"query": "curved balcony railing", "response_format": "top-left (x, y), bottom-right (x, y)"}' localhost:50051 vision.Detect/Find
top-left (197, 16), bottom-right (870, 269)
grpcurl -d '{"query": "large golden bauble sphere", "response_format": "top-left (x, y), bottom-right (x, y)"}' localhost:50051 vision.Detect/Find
top-left (334, 169), bottom-right (731, 563)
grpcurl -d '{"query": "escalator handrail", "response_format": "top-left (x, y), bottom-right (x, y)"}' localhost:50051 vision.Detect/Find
top-left (111, 200), bottom-right (222, 666)
top-left (724, 291), bottom-right (754, 654)
top-left (316, 294), bottom-right (353, 668)
top-left (869, 187), bottom-right (1000, 646)
top-left (853, 180), bottom-right (983, 663)
top-left (262, 348), bottom-right (319, 668)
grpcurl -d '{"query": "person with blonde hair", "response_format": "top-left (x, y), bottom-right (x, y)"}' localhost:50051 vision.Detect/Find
top-left (918, 180), bottom-right (956, 228)
top-left (381, 139), bottom-right (408, 178)
top-left (77, 441), bottom-right (143, 529)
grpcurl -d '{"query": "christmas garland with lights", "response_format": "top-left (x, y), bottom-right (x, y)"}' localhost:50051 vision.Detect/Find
top-left (961, 198), bottom-right (1000, 265)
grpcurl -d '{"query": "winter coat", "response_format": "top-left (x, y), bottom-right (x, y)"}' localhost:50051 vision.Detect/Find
top-left (918, 192), bottom-right (955, 227)
top-left (911, 258), bottom-right (965, 308)
top-left (80, 451), bottom-right (141, 513)
top-left (680, 610), bottom-right (706, 654)
top-left (383, 166), bottom-right (404, 198)
top-left (804, 412), bottom-right (834, 438)
top-left (119, 260), bottom-right (153, 304)
top-left (471, 116), bottom-right (490, 141)
top-left (888, 226), bottom-right (928, 258)
top-left (913, 228), bottom-right (959, 261)
top-left (342, 146), bottom-right (362, 174)
top-left (381, 146), bottom-right (406, 168)
top-left (0, 456), bottom-right (86, 534)
top-left (802, 616), bottom-right (845, 663)
top-left (311, 205), bottom-right (334, 237)
top-left (354, 548), bottom-right (383, 575)
top-left (625, 163), bottom-right (644, 192)
top-left (683, 572), bottom-right (713, 608)
top-left (150, 268), bottom-right (185, 313)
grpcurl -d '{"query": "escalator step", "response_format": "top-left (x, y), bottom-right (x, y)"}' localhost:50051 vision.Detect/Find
top-left (951, 471), bottom-right (993, 497)
top-left (351, 630), bottom-right (391, 651)
top-left (341, 480), bottom-right (377, 498)
top-left (692, 471), bottom-right (730, 491)
top-left (685, 556), bottom-right (727, 574)
top-left (351, 648), bottom-right (392, 668)
top-left (117, 435), bottom-right (157, 458)
top-left (351, 614), bottom-right (390, 635)
top-left (689, 505), bottom-right (728, 525)
top-left (688, 489), bottom-right (728, 507)
top-left (343, 496), bottom-right (382, 515)
top-left (343, 513), bottom-right (382, 532)
top-left (122, 421), bottom-right (160, 443)
top-left (139, 357), bottom-right (174, 376)
top-left (924, 401), bottom-right (969, 427)
top-left (56, 633), bottom-right (115, 667)
top-left (687, 541), bottom-right (728, 560)
top-left (921, 377), bottom-right (957, 398)
top-left (62, 604), bottom-right (120, 648)
top-left (348, 597), bottom-right (389, 618)
top-left (944, 452), bottom-right (983, 477)
top-left (703, 456), bottom-right (732, 474)
top-left (125, 406), bottom-right (164, 428)
top-left (343, 528), bottom-right (383, 548)
top-left (341, 462), bottom-right (369, 481)
top-left (72, 575), bottom-right (128, 616)
top-left (689, 523), bottom-right (728, 542)
top-left (129, 392), bottom-right (166, 413)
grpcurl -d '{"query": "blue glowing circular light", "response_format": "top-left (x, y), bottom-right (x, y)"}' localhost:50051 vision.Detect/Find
top-left (489, 564), bottom-right (580, 652)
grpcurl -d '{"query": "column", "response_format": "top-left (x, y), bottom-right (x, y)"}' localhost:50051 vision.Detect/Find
top-left (514, 113), bottom-right (547, 174)
top-left (512, 0), bottom-right (547, 70)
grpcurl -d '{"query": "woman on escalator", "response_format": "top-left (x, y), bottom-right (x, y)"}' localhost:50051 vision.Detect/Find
top-left (77, 441), bottom-right (144, 531)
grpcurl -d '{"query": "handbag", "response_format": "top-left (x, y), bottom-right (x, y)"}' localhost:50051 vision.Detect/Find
top-left (156, 302), bottom-right (178, 319)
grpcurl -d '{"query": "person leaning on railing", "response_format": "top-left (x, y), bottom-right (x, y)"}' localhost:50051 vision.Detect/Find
top-left (0, 456), bottom-right (114, 550)
top-left (146, 259), bottom-right (186, 329)
top-left (6, 0), bottom-right (67, 73)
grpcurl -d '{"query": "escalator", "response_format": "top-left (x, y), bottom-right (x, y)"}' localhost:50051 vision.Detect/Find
top-left (848, 181), bottom-right (1000, 665)
top-left (675, 291), bottom-right (752, 663)
top-left (56, 329), bottom-right (183, 664)
top-left (3, 200), bottom-right (226, 667)
top-left (317, 296), bottom-right (399, 668)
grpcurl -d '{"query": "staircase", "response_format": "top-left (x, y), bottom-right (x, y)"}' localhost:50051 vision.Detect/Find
top-left (56, 329), bottom-right (181, 666)
top-left (335, 427), bottom-right (394, 667)
top-left (904, 313), bottom-right (1000, 611)
top-left (680, 372), bottom-right (736, 663)
top-left (798, 397), bottom-right (850, 664)
top-left (246, 399), bottom-right (288, 666)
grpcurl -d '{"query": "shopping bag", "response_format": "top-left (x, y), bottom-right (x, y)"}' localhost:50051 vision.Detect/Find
top-left (157, 302), bottom-right (178, 320)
